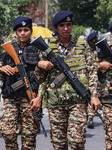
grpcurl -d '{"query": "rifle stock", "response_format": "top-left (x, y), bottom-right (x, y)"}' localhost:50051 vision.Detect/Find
top-left (1, 41), bottom-right (19, 72)
top-left (1, 41), bottom-right (20, 65)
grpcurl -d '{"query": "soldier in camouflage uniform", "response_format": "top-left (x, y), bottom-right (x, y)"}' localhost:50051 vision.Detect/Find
top-left (0, 16), bottom-right (41, 150)
top-left (35, 10), bottom-right (101, 150)
top-left (86, 28), bottom-right (112, 150)
top-left (97, 22), bottom-right (112, 150)
top-left (76, 34), bottom-right (96, 129)
top-left (86, 32), bottom-right (99, 129)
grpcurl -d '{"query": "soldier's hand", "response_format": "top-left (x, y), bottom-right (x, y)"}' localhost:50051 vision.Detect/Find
top-left (100, 61), bottom-right (112, 70)
top-left (38, 60), bottom-right (54, 70)
top-left (0, 65), bottom-right (15, 75)
top-left (30, 97), bottom-right (41, 112)
top-left (91, 97), bottom-right (101, 113)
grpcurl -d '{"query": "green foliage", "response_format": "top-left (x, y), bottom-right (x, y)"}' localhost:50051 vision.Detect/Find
top-left (49, 0), bottom-right (60, 19)
top-left (0, 0), bottom-right (30, 45)
top-left (71, 25), bottom-right (86, 40)
top-left (94, 0), bottom-right (112, 32)
top-left (57, 0), bottom-right (99, 28)
top-left (48, 0), bottom-right (60, 30)
top-left (56, 0), bottom-right (112, 32)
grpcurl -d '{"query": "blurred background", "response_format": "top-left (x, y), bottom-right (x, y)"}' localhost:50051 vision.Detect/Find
top-left (1, 0), bottom-right (112, 49)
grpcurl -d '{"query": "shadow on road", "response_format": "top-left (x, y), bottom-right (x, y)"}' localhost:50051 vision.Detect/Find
top-left (86, 133), bottom-right (94, 138)
top-left (0, 134), bottom-right (3, 138)
top-left (94, 122), bottom-right (103, 127)
top-left (39, 129), bottom-right (50, 136)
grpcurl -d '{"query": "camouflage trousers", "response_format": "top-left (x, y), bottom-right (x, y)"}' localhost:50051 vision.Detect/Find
top-left (48, 104), bottom-right (87, 150)
top-left (87, 104), bottom-right (95, 119)
top-left (0, 98), bottom-right (40, 150)
top-left (102, 104), bottom-right (112, 150)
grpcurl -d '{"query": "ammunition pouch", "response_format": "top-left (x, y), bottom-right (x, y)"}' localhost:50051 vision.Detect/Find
top-left (50, 72), bottom-right (89, 90)
top-left (50, 72), bottom-right (66, 88)
top-left (23, 45), bottom-right (38, 65)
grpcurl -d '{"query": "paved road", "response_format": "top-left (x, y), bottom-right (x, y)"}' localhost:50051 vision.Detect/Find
top-left (0, 102), bottom-right (105, 150)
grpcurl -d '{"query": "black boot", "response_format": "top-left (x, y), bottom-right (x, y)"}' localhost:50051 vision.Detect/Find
top-left (87, 117), bottom-right (94, 129)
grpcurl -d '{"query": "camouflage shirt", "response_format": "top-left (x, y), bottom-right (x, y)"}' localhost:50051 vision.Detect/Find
top-left (86, 41), bottom-right (112, 104)
top-left (36, 37), bottom-right (99, 107)
top-left (96, 43), bottom-right (112, 104)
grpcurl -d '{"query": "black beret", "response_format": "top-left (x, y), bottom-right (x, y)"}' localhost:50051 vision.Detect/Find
top-left (87, 32), bottom-right (98, 42)
top-left (52, 30), bottom-right (58, 37)
top-left (52, 10), bottom-right (73, 26)
top-left (13, 16), bottom-right (32, 31)
top-left (108, 21), bottom-right (112, 31)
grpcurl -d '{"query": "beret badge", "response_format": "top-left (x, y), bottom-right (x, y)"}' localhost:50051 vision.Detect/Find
top-left (66, 17), bottom-right (71, 21)
top-left (22, 21), bottom-right (26, 26)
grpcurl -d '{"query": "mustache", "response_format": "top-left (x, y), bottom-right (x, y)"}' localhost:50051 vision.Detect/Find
top-left (20, 37), bottom-right (26, 38)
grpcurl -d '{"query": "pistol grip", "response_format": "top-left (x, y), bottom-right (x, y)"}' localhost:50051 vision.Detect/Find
top-left (13, 66), bottom-right (18, 72)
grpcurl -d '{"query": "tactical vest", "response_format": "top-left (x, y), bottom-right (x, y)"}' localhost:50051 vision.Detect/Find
top-left (75, 35), bottom-right (86, 53)
top-left (45, 38), bottom-right (89, 107)
top-left (1, 42), bottom-right (39, 99)
top-left (49, 38), bottom-right (88, 79)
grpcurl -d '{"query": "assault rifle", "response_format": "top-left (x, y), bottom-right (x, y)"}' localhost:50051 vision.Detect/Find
top-left (30, 36), bottom-right (104, 124)
top-left (1, 41), bottom-right (47, 137)
top-left (95, 38), bottom-right (112, 58)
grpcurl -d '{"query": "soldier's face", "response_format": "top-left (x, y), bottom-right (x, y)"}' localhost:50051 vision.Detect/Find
top-left (56, 22), bottom-right (72, 39)
top-left (16, 27), bottom-right (32, 44)
top-left (92, 37), bottom-right (98, 43)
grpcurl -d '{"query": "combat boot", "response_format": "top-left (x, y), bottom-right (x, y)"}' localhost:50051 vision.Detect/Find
top-left (87, 117), bottom-right (94, 129)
